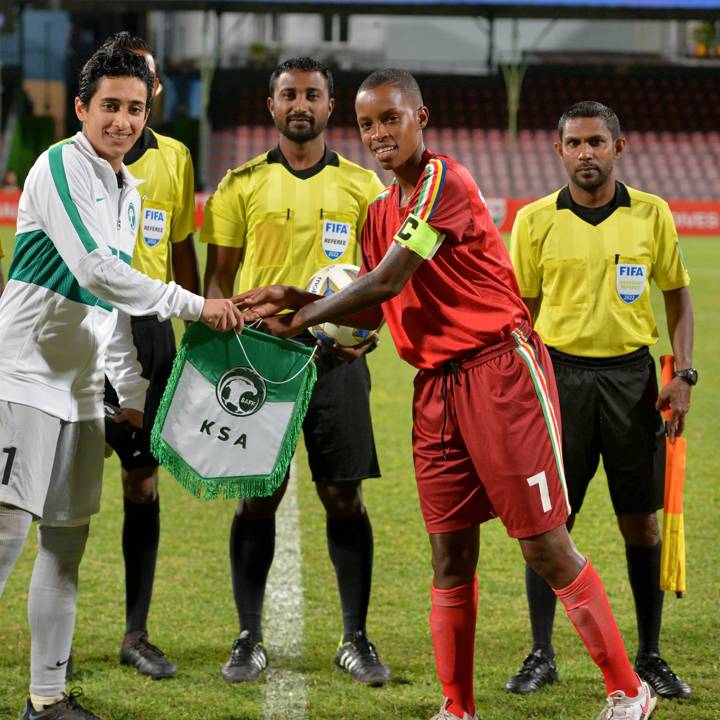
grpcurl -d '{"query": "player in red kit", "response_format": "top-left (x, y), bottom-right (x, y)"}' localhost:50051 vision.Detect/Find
top-left (238, 69), bottom-right (656, 720)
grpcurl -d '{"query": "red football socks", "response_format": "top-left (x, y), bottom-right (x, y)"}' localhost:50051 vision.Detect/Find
top-left (555, 559), bottom-right (639, 697)
top-left (430, 576), bottom-right (478, 718)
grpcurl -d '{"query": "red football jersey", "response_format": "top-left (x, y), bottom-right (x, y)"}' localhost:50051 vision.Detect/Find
top-left (361, 150), bottom-right (529, 370)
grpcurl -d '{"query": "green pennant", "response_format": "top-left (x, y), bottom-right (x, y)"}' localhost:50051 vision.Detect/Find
top-left (151, 324), bottom-right (317, 500)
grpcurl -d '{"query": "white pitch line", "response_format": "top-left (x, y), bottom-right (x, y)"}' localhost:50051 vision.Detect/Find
top-left (262, 459), bottom-right (308, 720)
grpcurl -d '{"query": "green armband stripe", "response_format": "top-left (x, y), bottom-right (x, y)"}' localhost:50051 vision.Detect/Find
top-left (393, 213), bottom-right (443, 260)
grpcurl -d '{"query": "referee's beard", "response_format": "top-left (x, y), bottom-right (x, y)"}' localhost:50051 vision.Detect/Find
top-left (276, 113), bottom-right (329, 144)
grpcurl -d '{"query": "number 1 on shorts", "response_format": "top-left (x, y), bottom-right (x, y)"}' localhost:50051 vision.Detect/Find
top-left (527, 470), bottom-right (552, 513)
top-left (2, 446), bottom-right (16, 485)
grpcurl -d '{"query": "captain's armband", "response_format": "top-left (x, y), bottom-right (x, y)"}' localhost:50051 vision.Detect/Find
top-left (393, 213), bottom-right (444, 260)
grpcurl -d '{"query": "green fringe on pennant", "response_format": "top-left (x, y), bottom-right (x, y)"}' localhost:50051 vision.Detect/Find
top-left (150, 324), bottom-right (318, 500)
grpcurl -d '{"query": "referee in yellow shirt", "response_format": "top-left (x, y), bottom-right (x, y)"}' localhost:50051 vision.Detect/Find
top-left (508, 101), bottom-right (694, 700)
top-left (202, 57), bottom-right (390, 686)
top-left (101, 32), bottom-right (199, 679)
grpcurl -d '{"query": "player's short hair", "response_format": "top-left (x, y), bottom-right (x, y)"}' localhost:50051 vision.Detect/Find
top-left (100, 31), bottom-right (158, 76)
top-left (558, 101), bottom-right (621, 140)
top-left (269, 57), bottom-right (334, 98)
top-left (77, 47), bottom-right (154, 112)
top-left (357, 69), bottom-right (424, 106)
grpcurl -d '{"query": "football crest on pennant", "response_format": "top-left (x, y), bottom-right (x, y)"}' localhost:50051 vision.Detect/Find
top-left (616, 263), bottom-right (646, 304)
top-left (216, 367), bottom-right (267, 417)
top-left (321, 220), bottom-right (351, 260)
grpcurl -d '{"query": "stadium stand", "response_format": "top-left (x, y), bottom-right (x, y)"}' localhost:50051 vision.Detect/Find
top-left (208, 126), bottom-right (720, 200)
top-left (207, 66), bottom-right (720, 200)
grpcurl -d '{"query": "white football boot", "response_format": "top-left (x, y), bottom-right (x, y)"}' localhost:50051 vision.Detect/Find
top-left (430, 698), bottom-right (478, 720)
top-left (596, 680), bottom-right (657, 720)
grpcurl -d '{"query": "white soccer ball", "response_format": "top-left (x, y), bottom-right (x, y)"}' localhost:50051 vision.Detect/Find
top-left (305, 264), bottom-right (375, 347)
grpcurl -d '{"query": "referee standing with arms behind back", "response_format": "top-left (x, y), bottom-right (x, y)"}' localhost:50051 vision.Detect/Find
top-left (508, 100), bottom-right (694, 700)
top-left (202, 57), bottom-right (390, 687)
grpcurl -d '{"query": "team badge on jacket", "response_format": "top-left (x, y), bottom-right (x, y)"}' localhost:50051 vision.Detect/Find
top-left (142, 208), bottom-right (166, 248)
top-left (128, 203), bottom-right (137, 233)
top-left (322, 220), bottom-right (351, 260)
top-left (616, 263), bottom-right (647, 304)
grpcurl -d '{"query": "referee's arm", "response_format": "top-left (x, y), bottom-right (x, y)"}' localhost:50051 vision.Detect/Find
top-left (172, 234), bottom-right (200, 295)
top-left (658, 286), bottom-right (694, 440)
top-left (204, 244), bottom-right (242, 299)
top-left (522, 296), bottom-right (541, 323)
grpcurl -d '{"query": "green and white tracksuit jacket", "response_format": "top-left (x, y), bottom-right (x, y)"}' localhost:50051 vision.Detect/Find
top-left (0, 132), bottom-right (204, 422)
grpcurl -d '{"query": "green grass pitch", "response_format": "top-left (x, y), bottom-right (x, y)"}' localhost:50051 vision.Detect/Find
top-left (0, 227), bottom-right (718, 719)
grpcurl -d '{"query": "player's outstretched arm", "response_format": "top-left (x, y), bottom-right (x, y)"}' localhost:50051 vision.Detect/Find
top-left (253, 243), bottom-right (421, 339)
top-left (235, 285), bottom-right (320, 319)
top-left (201, 298), bottom-right (245, 332)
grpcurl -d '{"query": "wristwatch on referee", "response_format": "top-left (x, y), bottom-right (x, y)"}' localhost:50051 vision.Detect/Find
top-left (673, 368), bottom-right (698, 386)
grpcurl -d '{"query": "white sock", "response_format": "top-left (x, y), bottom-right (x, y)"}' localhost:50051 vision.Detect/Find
top-left (28, 524), bottom-right (89, 697)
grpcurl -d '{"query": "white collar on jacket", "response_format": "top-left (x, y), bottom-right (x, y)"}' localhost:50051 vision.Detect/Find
top-left (72, 131), bottom-right (143, 191)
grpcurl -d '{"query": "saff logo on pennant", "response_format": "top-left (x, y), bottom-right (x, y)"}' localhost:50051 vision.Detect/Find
top-left (616, 263), bottom-right (647, 304)
top-left (216, 367), bottom-right (267, 417)
top-left (322, 220), bottom-right (351, 260)
top-left (151, 325), bottom-right (317, 501)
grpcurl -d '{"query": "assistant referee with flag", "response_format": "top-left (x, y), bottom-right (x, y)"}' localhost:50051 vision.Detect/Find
top-left (508, 101), bottom-right (694, 700)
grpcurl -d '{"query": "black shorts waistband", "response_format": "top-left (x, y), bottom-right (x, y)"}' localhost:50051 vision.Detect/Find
top-left (131, 314), bottom-right (170, 323)
top-left (547, 346), bottom-right (650, 370)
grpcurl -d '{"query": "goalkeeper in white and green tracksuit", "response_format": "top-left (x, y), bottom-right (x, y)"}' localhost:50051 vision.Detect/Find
top-left (0, 47), bottom-right (242, 720)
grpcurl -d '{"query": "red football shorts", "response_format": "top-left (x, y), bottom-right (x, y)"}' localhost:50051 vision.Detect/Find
top-left (412, 325), bottom-right (570, 538)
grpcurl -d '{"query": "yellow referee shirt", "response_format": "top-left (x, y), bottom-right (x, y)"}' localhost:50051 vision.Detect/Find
top-left (200, 146), bottom-right (384, 291)
top-left (511, 182), bottom-right (690, 357)
top-left (126, 128), bottom-right (197, 282)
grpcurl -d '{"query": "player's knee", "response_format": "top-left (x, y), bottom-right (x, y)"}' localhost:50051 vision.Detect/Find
top-left (617, 511), bottom-right (659, 546)
top-left (316, 482), bottom-right (364, 517)
top-left (430, 544), bottom-right (476, 583)
top-left (521, 526), bottom-right (585, 587)
top-left (239, 486), bottom-right (285, 518)
top-left (121, 466), bottom-right (159, 504)
top-left (37, 522), bottom-right (89, 567)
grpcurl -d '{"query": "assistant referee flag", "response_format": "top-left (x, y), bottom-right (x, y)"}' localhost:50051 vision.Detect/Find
top-left (151, 324), bottom-right (316, 499)
top-left (659, 354), bottom-right (687, 598)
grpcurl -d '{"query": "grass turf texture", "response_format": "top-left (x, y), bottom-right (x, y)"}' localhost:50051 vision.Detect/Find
top-left (0, 227), bottom-right (718, 719)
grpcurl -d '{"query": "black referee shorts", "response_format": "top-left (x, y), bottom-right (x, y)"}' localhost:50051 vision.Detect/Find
top-left (301, 344), bottom-right (381, 484)
top-left (105, 315), bottom-right (176, 471)
top-left (549, 346), bottom-right (664, 516)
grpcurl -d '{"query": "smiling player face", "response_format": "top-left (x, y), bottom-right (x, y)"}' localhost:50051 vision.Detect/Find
top-left (75, 76), bottom-right (149, 172)
top-left (355, 83), bottom-right (428, 174)
top-left (268, 69), bottom-right (334, 144)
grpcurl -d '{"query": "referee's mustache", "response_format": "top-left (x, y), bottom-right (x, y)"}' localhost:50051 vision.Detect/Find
top-left (287, 113), bottom-right (314, 123)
